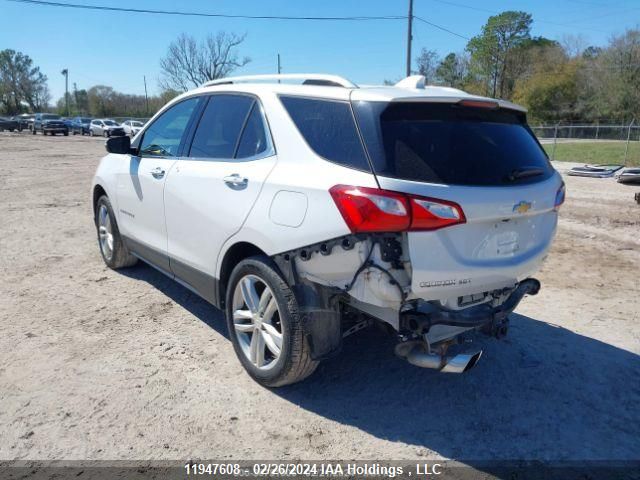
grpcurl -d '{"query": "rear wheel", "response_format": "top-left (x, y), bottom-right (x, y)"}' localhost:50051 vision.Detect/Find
top-left (95, 195), bottom-right (137, 269)
top-left (89, 129), bottom-right (94, 137)
top-left (226, 257), bottom-right (318, 387)
top-left (103, 130), bottom-right (109, 138)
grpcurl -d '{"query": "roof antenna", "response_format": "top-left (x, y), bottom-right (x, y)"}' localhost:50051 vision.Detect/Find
top-left (395, 75), bottom-right (426, 89)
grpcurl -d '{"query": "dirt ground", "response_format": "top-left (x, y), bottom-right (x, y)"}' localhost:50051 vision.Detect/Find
top-left (1, 131), bottom-right (639, 462)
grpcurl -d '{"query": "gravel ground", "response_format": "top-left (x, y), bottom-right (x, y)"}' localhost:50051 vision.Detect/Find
top-left (1, 132), bottom-right (639, 462)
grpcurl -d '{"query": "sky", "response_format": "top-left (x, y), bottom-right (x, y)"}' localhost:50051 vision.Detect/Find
top-left (1, 0), bottom-right (639, 102)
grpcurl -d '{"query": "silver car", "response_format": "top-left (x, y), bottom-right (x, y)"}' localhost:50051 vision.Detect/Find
top-left (89, 119), bottom-right (125, 137)
top-left (121, 120), bottom-right (144, 136)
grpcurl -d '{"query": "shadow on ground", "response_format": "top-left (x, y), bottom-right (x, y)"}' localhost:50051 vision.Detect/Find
top-left (122, 263), bottom-right (640, 463)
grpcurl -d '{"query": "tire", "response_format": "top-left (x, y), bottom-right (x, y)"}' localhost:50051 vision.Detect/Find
top-left (225, 256), bottom-right (318, 387)
top-left (31, 127), bottom-right (36, 135)
top-left (95, 195), bottom-right (138, 269)
top-left (103, 130), bottom-right (109, 138)
top-left (63, 131), bottom-right (68, 136)
top-left (72, 129), bottom-right (77, 135)
top-left (89, 129), bottom-right (94, 137)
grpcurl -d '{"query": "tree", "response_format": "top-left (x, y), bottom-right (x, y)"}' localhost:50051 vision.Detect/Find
top-left (512, 61), bottom-right (580, 123)
top-left (0, 49), bottom-right (50, 114)
top-left (435, 52), bottom-right (468, 88)
top-left (415, 48), bottom-right (439, 83)
top-left (466, 11), bottom-right (532, 98)
top-left (159, 32), bottom-right (250, 91)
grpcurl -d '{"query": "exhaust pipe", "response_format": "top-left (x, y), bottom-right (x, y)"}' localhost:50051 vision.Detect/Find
top-left (404, 346), bottom-right (483, 373)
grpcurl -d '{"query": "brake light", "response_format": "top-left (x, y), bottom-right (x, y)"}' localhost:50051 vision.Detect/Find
top-left (458, 99), bottom-right (499, 109)
top-left (554, 183), bottom-right (566, 210)
top-left (329, 185), bottom-right (410, 233)
top-left (329, 185), bottom-right (465, 233)
top-left (410, 197), bottom-right (466, 231)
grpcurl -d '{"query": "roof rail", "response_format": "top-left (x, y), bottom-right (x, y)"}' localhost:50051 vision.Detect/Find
top-left (202, 74), bottom-right (358, 88)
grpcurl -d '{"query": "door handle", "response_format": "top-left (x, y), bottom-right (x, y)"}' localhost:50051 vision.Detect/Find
top-left (151, 167), bottom-right (165, 179)
top-left (223, 174), bottom-right (248, 188)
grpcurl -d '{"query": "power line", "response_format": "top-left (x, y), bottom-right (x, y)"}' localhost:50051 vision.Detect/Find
top-left (5, 0), bottom-right (406, 21)
top-left (414, 16), bottom-right (470, 40)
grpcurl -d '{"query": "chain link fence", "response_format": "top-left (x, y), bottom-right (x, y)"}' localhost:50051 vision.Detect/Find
top-left (531, 121), bottom-right (640, 166)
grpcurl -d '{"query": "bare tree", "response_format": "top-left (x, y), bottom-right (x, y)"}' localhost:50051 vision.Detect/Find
top-left (159, 32), bottom-right (250, 91)
top-left (415, 48), bottom-right (439, 83)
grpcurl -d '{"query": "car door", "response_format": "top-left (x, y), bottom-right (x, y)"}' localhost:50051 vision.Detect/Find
top-left (163, 94), bottom-right (276, 303)
top-left (116, 96), bottom-right (202, 272)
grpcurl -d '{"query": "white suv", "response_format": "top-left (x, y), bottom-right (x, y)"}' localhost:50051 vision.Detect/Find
top-left (91, 74), bottom-right (564, 386)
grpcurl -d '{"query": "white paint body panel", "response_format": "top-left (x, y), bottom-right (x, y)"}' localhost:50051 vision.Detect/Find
top-left (116, 155), bottom-right (176, 254)
top-left (164, 155), bottom-right (277, 278)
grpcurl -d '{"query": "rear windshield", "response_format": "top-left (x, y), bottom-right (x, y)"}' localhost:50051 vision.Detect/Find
top-left (353, 102), bottom-right (553, 186)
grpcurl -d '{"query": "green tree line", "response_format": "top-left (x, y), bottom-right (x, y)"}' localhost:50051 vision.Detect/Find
top-left (415, 11), bottom-right (640, 124)
top-left (54, 85), bottom-right (179, 118)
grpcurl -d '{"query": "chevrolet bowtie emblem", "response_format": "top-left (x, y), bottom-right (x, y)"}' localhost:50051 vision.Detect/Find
top-left (513, 201), bottom-right (532, 214)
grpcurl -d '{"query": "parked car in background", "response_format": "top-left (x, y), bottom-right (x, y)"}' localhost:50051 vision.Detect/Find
top-left (71, 117), bottom-right (93, 135)
top-left (12, 114), bottom-right (33, 131)
top-left (0, 116), bottom-right (20, 132)
top-left (90, 119), bottom-right (125, 137)
top-left (33, 113), bottom-right (68, 135)
top-left (63, 117), bottom-right (75, 130)
top-left (121, 120), bottom-right (144, 136)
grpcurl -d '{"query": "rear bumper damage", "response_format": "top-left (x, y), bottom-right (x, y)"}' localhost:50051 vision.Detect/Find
top-left (396, 278), bottom-right (540, 373)
top-left (400, 278), bottom-right (540, 331)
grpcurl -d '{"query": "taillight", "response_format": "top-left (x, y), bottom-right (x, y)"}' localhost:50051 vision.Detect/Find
top-left (554, 183), bottom-right (566, 210)
top-left (410, 197), bottom-right (466, 231)
top-left (329, 185), bottom-right (410, 233)
top-left (329, 185), bottom-right (465, 233)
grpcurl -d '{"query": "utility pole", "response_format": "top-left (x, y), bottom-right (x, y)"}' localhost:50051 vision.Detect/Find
top-left (61, 69), bottom-right (69, 115)
top-left (406, 0), bottom-right (413, 77)
top-left (73, 82), bottom-right (78, 114)
top-left (277, 53), bottom-right (281, 83)
top-left (143, 75), bottom-right (149, 116)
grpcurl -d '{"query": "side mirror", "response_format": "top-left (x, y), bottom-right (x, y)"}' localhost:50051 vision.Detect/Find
top-left (105, 135), bottom-right (133, 155)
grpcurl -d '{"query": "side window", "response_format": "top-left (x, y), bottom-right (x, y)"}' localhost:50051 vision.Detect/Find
top-left (279, 96), bottom-right (370, 171)
top-left (188, 95), bottom-right (254, 159)
top-left (236, 104), bottom-right (269, 159)
top-left (139, 97), bottom-right (200, 157)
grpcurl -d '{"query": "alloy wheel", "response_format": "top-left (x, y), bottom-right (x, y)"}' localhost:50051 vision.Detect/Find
top-left (231, 274), bottom-right (283, 370)
top-left (97, 204), bottom-right (114, 261)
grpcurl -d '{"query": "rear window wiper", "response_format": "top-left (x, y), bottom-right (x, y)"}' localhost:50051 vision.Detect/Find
top-left (504, 167), bottom-right (545, 182)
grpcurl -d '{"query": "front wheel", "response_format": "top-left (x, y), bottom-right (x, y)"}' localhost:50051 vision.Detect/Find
top-left (103, 130), bottom-right (109, 138)
top-left (226, 257), bottom-right (318, 387)
top-left (95, 195), bottom-right (138, 269)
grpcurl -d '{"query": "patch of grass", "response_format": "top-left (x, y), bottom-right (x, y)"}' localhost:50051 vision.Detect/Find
top-left (543, 141), bottom-right (640, 166)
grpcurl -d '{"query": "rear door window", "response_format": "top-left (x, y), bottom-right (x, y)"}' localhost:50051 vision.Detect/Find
top-left (353, 102), bottom-right (553, 186)
top-left (280, 96), bottom-right (370, 172)
top-left (235, 104), bottom-right (269, 159)
top-left (188, 95), bottom-right (254, 159)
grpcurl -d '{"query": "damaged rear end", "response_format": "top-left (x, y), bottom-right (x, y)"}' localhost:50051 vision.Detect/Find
top-left (276, 92), bottom-right (564, 373)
